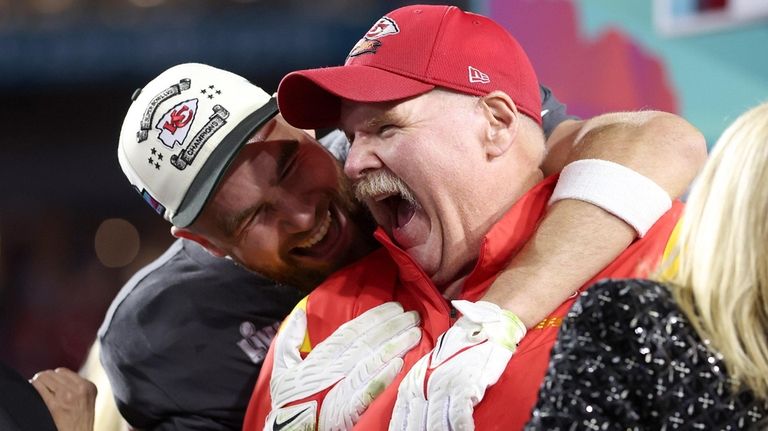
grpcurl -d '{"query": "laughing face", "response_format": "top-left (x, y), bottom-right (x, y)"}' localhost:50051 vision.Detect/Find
top-left (184, 115), bottom-right (375, 291)
top-left (341, 90), bottom-right (515, 286)
top-left (341, 89), bottom-right (544, 288)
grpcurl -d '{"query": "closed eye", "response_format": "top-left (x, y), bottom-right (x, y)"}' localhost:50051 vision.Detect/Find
top-left (225, 203), bottom-right (264, 241)
top-left (378, 124), bottom-right (399, 139)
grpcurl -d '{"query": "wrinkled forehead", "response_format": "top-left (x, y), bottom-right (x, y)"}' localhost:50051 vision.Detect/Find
top-left (338, 97), bottom-right (410, 134)
top-left (339, 89), bottom-right (469, 133)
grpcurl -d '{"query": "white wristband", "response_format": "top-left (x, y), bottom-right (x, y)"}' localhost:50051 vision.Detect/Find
top-left (549, 159), bottom-right (672, 237)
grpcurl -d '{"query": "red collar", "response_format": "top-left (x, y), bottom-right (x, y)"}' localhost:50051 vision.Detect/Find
top-left (373, 175), bottom-right (559, 298)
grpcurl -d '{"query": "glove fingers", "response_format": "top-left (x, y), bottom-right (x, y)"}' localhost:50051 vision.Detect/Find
top-left (426, 397), bottom-right (448, 431)
top-left (313, 302), bottom-right (406, 360)
top-left (424, 383), bottom-right (477, 431)
top-left (359, 356), bottom-right (403, 405)
top-left (390, 353), bottom-right (431, 431)
top-left (446, 395), bottom-right (476, 431)
top-left (333, 302), bottom-right (406, 340)
top-left (332, 310), bottom-right (419, 371)
top-left (448, 400), bottom-right (475, 431)
top-left (348, 308), bottom-right (419, 352)
top-left (370, 324), bottom-right (421, 368)
top-left (405, 397), bottom-right (428, 431)
top-left (272, 308), bottom-right (308, 372)
top-left (401, 353), bottom-right (429, 399)
top-left (389, 396), bottom-right (427, 431)
top-left (320, 357), bottom-right (405, 431)
top-left (349, 311), bottom-right (421, 362)
top-left (389, 396), bottom-right (407, 431)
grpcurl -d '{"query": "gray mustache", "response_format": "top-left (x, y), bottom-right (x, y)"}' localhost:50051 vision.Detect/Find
top-left (353, 170), bottom-right (420, 208)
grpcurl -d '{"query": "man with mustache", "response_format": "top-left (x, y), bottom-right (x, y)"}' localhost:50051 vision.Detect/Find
top-left (109, 39), bottom-right (702, 429)
top-left (105, 59), bottom-right (589, 430)
top-left (246, 5), bottom-right (705, 430)
top-left (106, 64), bottom-right (576, 430)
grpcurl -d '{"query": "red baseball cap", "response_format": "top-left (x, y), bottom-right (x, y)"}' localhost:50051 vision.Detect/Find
top-left (277, 5), bottom-right (542, 130)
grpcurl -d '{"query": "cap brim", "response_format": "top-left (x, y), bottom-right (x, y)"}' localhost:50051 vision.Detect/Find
top-left (277, 65), bottom-right (435, 130)
top-left (171, 97), bottom-right (279, 228)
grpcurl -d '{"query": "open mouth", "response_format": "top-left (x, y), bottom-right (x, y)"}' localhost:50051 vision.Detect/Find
top-left (370, 186), bottom-right (429, 252)
top-left (355, 170), bottom-right (426, 249)
top-left (290, 205), bottom-right (348, 260)
top-left (295, 210), bottom-right (332, 249)
top-left (376, 192), bottom-right (418, 230)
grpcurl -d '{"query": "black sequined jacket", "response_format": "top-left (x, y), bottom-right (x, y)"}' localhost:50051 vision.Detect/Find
top-left (525, 279), bottom-right (768, 430)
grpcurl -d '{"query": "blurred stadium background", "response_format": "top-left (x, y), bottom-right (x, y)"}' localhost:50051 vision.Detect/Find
top-left (0, 0), bottom-right (766, 378)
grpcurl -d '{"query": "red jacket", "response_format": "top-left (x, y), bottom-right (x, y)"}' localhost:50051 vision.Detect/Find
top-left (244, 176), bottom-right (683, 430)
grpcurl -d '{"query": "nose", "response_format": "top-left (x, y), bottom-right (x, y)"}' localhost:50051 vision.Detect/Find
top-left (344, 138), bottom-right (383, 181)
top-left (278, 194), bottom-right (318, 233)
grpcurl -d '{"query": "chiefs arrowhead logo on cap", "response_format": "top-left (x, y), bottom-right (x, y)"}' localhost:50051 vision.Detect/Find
top-left (365, 17), bottom-right (399, 39)
top-left (156, 99), bottom-right (198, 149)
top-left (346, 16), bottom-right (400, 60)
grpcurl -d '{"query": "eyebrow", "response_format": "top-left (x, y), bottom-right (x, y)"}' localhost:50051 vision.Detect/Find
top-left (344, 111), bottom-right (399, 143)
top-left (216, 140), bottom-right (300, 238)
top-left (368, 110), bottom-right (402, 130)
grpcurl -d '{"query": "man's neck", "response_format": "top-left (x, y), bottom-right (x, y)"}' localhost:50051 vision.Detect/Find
top-left (441, 275), bottom-right (469, 300)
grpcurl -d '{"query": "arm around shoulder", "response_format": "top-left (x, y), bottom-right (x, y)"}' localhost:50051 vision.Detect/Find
top-left (484, 111), bottom-right (704, 323)
top-left (544, 111), bottom-right (707, 198)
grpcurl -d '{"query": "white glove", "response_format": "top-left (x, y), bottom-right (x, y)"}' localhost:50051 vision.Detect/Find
top-left (389, 300), bottom-right (526, 431)
top-left (265, 302), bottom-right (422, 431)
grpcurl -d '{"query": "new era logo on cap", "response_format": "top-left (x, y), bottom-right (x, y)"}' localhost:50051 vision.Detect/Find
top-left (468, 66), bottom-right (490, 84)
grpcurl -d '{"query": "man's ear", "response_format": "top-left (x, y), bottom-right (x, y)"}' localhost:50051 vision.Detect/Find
top-left (170, 226), bottom-right (227, 258)
top-left (480, 91), bottom-right (519, 159)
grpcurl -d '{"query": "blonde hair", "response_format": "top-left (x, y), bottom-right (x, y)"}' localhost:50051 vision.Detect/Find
top-left (660, 102), bottom-right (768, 399)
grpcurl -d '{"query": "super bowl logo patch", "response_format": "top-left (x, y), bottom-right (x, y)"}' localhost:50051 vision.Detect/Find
top-left (155, 99), bottom-right (198, 149)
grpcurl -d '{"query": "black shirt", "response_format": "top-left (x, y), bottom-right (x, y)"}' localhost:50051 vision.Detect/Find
top-left (99, 239), bottom-right (302, 430)
top-left (0, 362), bottom-right (57, 431)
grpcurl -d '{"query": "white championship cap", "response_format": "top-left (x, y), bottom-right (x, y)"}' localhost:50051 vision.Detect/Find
top-left (118, 63), bottom-right (278, 227)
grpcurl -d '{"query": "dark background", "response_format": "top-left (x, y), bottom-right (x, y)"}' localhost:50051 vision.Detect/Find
top-left (5, 0), bottom-right (766, 380)
top-left (0, 0), bottom-right (468, 377)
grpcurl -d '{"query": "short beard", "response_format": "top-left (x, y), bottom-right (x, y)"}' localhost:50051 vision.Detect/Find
top-left (353, 170), bottom-right (420, 208)
top-left (229, 168), bottom-right (374, 294)
top-left (262, 266), bottom-right (329, 295)
top-left (229, 254), bottom-right (329, 295)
